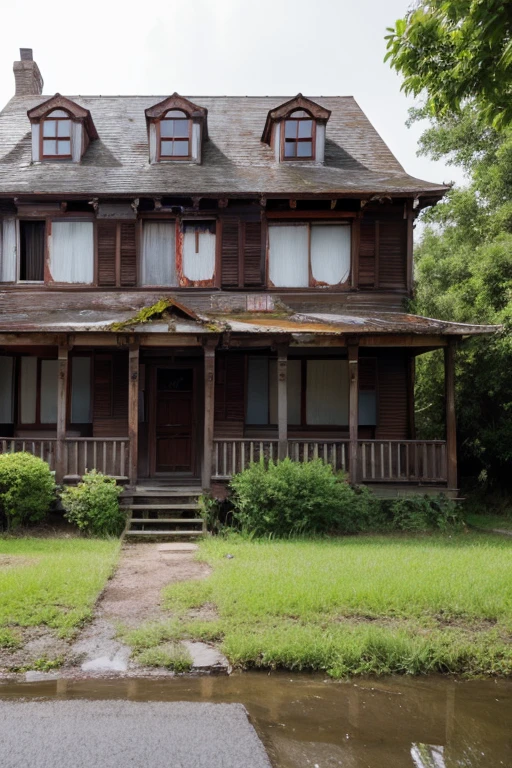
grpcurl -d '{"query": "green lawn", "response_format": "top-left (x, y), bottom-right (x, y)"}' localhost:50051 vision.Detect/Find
top-left (123, 533), bottom-right (512, 678)
top-left (466, 513), bottom-right (512, 532)
top-left (0, 538), bottom-right (120, 640)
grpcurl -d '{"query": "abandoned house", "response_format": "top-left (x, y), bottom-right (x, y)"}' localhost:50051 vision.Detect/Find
top-left (0, 49), bottom-right (494, 512)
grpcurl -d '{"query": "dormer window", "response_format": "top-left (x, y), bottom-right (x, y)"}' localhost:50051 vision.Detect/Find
top-left (159, 110), bottom-right (191, 159)
top-left (262, 94), bottom-right (331, 165)
top-left (27, 93), bottom-right (98, 163)
top-left (283, 110), bottom-right (315, 159)
top-left (145, 93), bottom-right (208, 165)
top-left (42, 110), bottom-right (71, 158)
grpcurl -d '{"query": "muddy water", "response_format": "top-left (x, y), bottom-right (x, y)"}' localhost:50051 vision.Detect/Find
top-left (0, 674), bottom-right (510, 767)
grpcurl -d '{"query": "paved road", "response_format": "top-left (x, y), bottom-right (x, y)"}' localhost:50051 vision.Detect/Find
top-left (0, 700), bottom-right (272, 768)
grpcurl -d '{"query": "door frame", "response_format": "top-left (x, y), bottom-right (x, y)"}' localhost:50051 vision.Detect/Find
top-left (148, 360), bottom-right (201, 477)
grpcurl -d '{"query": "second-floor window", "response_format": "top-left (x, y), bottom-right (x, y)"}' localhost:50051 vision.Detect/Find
top-left (42, 110), bottom-right (72, 158)
top-left (141, 220), bottom-right (216, 286)
top-left (283, 110), bottom-right (315, 159)
top-left (158, 110), bottom-right (191, 159)
top-left (268, 222), bottom-right (351, 288)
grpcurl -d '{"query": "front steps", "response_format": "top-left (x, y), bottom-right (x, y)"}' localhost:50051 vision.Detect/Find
top-left (121, 486), bottom-right (205, 539)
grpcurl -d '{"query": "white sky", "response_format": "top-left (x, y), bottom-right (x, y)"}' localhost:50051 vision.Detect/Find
top-left (0, 0), bottom-right (465, 188)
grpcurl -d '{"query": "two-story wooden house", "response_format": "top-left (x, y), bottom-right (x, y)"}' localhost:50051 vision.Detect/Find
top-left (0, 50), bottom-right (493, 498)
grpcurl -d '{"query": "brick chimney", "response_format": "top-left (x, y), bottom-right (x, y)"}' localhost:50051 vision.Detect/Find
top-left (13, 49), bottom-right (43, 96)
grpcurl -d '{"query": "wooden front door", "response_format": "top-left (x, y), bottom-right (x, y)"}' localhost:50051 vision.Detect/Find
top-left (154, 367), bottom-right (195, 473)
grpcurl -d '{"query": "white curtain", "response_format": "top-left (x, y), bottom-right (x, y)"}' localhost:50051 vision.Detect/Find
top-left (40, 360), bottom-right (58, 424)
top-left (142, 221), bottom-right (176, 286)
top-left (183, 229), bottom-right (215, 281)
top-left (50, 221), bottom-right (94, 283)
top-left (268, 225), bottom-right (309, 287)
top-left (71, 357), bottom-right (92, 423)
top-left (1, 218), bottom-right (17, 282)
top-left (311, 225), bottom-right (351, 285)
top-left (306, 360), bottom-right (348, 425)
top-left (20, 357), bottom-right (37, 424)
top-left (0, 357), bottom-right (14, 422)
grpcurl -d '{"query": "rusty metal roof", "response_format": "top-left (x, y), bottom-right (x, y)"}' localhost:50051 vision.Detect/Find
top-left (0, 95), bottom-right (449, 198)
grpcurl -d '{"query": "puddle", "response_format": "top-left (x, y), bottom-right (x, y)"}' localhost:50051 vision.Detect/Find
top-left (0, 673), bottom-right (510, 767)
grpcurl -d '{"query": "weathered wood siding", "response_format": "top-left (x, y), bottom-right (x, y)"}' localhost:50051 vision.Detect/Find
top-left (92, 351), bottom-right (129, 437)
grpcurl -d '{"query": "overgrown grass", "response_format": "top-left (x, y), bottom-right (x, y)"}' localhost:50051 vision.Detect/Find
top-left (136, 643), bottom-right (192, 672)
top-left (0, 538), bottom-right (120, 637)
top-left (149, 533), bottom-right (512, 678)
top-left (466, 513), bottom-right (512, 531)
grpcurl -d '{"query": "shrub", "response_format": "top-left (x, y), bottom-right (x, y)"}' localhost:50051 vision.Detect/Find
top-left (385, 494), bottom-right (462, 532)
top-left (0, 452), bottom-right (55, 529)
top-left (61, 470), bottom-right (124, 537)
top-left (230, 458), bottom-right (376, 536)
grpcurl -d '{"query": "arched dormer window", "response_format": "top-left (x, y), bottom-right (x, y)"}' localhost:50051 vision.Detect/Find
top-left (283, 110), bottom-right (315, 159)
top-left (158, 110), bottom-right (191, 159)
top-left (41, 109), bottom-right (72, 158)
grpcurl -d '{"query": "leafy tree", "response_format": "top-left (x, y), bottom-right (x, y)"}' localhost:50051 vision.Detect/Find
top-left (411, 108), bottom-right (512, 486)
top-left (386, 1), bottom-right (512, 128)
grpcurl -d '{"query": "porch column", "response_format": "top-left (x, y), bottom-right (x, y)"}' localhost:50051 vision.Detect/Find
top-left (202, 339), bottom-right (216, 490)
top-left (55, 344), bottom-right (68, 484)
top-left (128, 342), bottom-right (139, 487)
top-left (348, 340), bottom-right (359, 483)
top-left (277, 343), bottom-right (288, 460)
top-left (445, 339), bottom-right (457, 488)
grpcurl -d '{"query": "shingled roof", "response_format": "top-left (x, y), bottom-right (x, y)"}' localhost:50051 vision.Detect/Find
top-left (0, 94), bottom-right (449, 198)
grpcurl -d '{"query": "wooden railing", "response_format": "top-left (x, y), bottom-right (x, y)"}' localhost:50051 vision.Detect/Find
top-left (358, 440), bottom-right (447, 483)
top-left (63, 438), bottom-right (129, 479)
top-left (0, 437), bottom-right (129, 480)
top-left (213, 439), bottom-right (279, 479)
top-left (0, 438), bottom-right (57, 471)
top-left (287, 439), bottom-right (350, 473)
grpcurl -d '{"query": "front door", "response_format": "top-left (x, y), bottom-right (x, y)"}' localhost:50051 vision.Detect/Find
top-left (154, 367), bottom-right (195, 473)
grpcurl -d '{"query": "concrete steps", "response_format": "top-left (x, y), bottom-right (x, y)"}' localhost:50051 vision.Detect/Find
top-left (121, 486), bottom-right (205, 539)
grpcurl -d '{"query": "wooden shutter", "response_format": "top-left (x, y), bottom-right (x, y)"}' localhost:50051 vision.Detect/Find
top-left (221, 219), bottom-right (240, 287)
top-left (120, 222), bottom-right (137, 286)
top-left (93, 355), bottom-right (113, 419)
top-left (214, 353), bottom-right (245, 422)
top-left (378, 218), bottom-right (406, 289)
top-left (375, 352), bottom-right (408, 439)
top-left (97, 221), bottom-right (117, 286)
top-left (359, 216), bottom-right (376, 288)
top-left (93, 352), bottom-right (129, 437)
top-left (243, 221), bottom-right (263, 286)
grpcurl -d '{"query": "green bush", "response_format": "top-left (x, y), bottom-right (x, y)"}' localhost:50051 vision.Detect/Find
top-left (61, 470), bottom-right (124, 537)
top-left (230, 458), bottom-right (376, 536)
top-left (385, 494), bottom-right (462, 532)
top-left (0, 452), bottom-right (55, 529)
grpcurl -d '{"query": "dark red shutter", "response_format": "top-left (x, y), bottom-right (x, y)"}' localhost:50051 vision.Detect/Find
top-left (243, 221), bottom-right (263, 287)
top-left (359, 216), bottom-right (376, 288)
top-left (378, 218), bottom-right (406, 289)
top-left (97, 221), bottom-right (117, 286)
top-left (376, 352), bottom-right (408, 439)
top-left (120, 222), bottom-right (137, 286)
top-left (221, 219), bottom-right (240, 287)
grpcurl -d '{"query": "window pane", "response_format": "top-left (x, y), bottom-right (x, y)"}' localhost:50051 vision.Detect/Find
top-left (160, 120), bottom-right (174, 137)
top-left (20, 221), bottom-right (45, 281)
top-left (172, 139), bottom-right (189, 156)
top-left (71, 357), bottom-right (92, 423)
top-left (311, 225), bottom-right (351, 285)
top-left (174, 120), bottom-right (189, 138)
top-left (57, 140), bottom-right (71, 155)
top-left (160, 141), bottom-right (173, 156)
top-left (268, 225), bottom-right (309, 287)
top-left (297, 141), bottom-right (313, 157)
top-left (1, 217), bottom-right (17, 282)
top-left (284, 120), bottom-right (297, 139)
top-left (0, 357), bottom-right (14, 423)
top-left (359, 391), bottom-right (377, 426)
top-left (284, 142), bottom-right (296, 157)
top-left (50, 221), bottom-right (94, 283)
top-left (165, 110), bottom-right (187, 118)
top-left (183, 227), bottom-right (215, 281)
top-left (48, 110), bottom-right (69, 118)
top-left (246, 358), bottom-right (269, 424)
top-left (43, 121), bottom-right (56, 137)
top-left (20, 357), bottom-right (37, 424)
top-left (306, 360), bottom-right (348, 425)
top-left (43, 139), bottom-right (57, 155)
top-left (298, 120), bottom-right (313, 138)
top-left (290, 110), bottom-right (309, 118)
top-left (141, 221), bottom-right (177, 286)
top-left (57, 120), bottom-right (71, 137)
top-left (40, 360), bottom-right (58, 424)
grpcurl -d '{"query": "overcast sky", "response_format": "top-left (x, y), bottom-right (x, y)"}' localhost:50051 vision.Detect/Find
top-left (0, 0), bottom-right (465, 187)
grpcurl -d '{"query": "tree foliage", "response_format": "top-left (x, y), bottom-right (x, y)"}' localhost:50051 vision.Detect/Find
top-left (386, 1), bottom-right (512, 128)
top-left (411, 108), bottom-right (512, 486)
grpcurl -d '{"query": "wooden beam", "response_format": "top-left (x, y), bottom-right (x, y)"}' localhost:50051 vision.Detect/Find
top-left (348, 340), bottom-right (359, 484)
top-left (445, 339), bottom-right (457, 489)
top-left (128, 343), bottom-right (139, 486)
top-left (55, 345), bottom-right (69, 484)
top-left (406, 203), bottom-right (414, 294)
top-left (202, 339), bottom-right (217, 489)
top-left (277, 343), bottom-right (288, 460)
